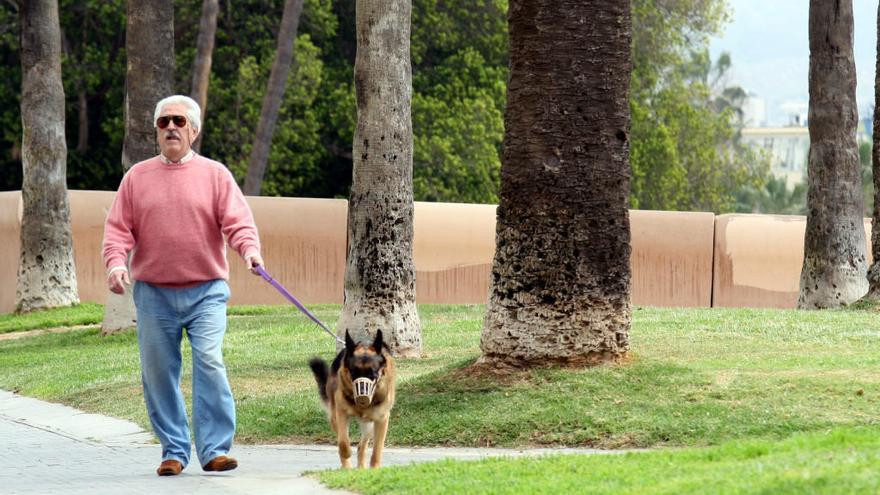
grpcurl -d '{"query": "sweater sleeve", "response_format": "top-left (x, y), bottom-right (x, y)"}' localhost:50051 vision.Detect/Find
top-left (217, 168), bottom-right (261, 260)
top-left (102, 173), bottom-right (136, 272)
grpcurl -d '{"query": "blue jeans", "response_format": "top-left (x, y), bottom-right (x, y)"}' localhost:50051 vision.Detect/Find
top-left (133, 280), bottom-right (235, 467)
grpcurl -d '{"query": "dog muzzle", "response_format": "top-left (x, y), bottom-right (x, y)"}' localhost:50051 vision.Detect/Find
top-left (352, 375), bottom-right (379, 407)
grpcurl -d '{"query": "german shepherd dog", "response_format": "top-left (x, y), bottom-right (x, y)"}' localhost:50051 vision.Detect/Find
top-left (308, 329), bottom-right (396, 468)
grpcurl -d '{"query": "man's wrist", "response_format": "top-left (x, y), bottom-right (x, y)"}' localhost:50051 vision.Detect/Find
top-left (107, 266), bottom-right (128, 276)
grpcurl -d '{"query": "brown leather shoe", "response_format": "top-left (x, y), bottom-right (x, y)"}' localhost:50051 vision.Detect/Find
top-left (157, 459), bottom-right (183, 476)
top-left (202, 455), bottom-right (238, 472)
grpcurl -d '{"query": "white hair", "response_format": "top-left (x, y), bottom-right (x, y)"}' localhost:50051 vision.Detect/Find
top-left (153, 95), bottom-right (202, 131)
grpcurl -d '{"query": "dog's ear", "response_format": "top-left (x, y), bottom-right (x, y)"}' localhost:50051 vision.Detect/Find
top-left (345, 329), bottom-right (356, 354)
top-left (373, 329), bottom-right (384, 354)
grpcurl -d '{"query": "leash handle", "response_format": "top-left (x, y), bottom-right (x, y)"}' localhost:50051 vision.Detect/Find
top-left (254, 265), bottom-right (344, 345)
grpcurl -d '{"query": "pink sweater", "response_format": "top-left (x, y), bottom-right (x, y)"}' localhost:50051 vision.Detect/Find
top-left (102, 154), bottom-right (261, 288)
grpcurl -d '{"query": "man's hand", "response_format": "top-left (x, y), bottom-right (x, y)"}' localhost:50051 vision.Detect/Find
top-left (108, 269), bottom-right (131, 294)
top-left (246, 253), bottom-right (264, 275)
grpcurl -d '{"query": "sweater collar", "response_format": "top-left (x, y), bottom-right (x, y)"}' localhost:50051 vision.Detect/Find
top-left (160, 150), bottom-right (196, 165)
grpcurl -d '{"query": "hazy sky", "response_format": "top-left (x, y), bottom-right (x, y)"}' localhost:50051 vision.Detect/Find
top-left (709, 0), bottom-right (877, 126)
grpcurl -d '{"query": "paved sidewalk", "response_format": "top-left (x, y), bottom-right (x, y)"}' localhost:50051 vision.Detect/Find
top-left (1, 390), bottom-right (608, 495)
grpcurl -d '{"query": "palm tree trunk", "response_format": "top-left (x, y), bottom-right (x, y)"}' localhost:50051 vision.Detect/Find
top-left (121, 0), bottom-right (174, 170)
top-left (242, 0), bottom-right (304, 196)
top-left (103, 0), bottom-right (174, 334)
top-left (865, 2), bottom-right (880, 299)
top-left (480, 0), bottom-right (632, 368)
top-left (336, 0), bottom-right (421, 357)
top-left (798, 0), bottom-right (867, 308)
top-left (189, 0), bottom-right (219, 153)
top-left (17, 0), bottom-right (79, 312)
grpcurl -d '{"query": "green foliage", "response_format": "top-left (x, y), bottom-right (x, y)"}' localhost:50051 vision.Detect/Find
top-left (411, 1), bottom-right (509, 203)
top-left (413, 47), bottom-right (506, 203)
top-left (322, 0), bottom-right (510, 202)
top-left (1, 0), bottom-right (768, 212)
top-left (630, 0), bottom-right (769, 213)
top-left (207, 35), bottom-right (327, 197)
top-left (175, 0), bottom-right (333, 198)
top-left (411, 0), bottom-right (507, 68)
top-left (190, 0), bottom-right (509, 202)
top-left (59, 0), bottom-right (128, 190)
top-left (735, 174), bottom-right (807, 215)
top-left (0, 4), bottom-right (22, 190)
top-left (0, 0), bottom-right (128, 190)
top-left (259, 37), bottom-right (326, 197)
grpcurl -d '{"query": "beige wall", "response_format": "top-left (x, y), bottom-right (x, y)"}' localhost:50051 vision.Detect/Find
top-left (0, 191), bottom-right (21, 313)
top-left (712, 214), bottom-right (873, 308)
top-left (69, 191), bottom-right (116, 306)
top-left (70, 191), bottom-right (349, 306)
top-left (413, 201), bottom-right (496, 304)
top-left (630, 210), bottom-right (715, 307)
top-left (1, 190), bottom-right (875, 313)
top-left (227, 195), bottom-right (348, 306)
top-left (411, 207), bottom-right (716, 307)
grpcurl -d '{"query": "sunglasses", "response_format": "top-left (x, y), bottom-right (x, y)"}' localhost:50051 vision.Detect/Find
top-left (156, 115), bottom-right (187, 129)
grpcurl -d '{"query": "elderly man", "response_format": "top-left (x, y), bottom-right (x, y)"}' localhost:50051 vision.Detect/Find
top-left (102, 95), bottom-right (263, 476)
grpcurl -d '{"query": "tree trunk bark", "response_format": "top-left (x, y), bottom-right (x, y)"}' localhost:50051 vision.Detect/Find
top-left (337, 0), bottom-right (421, 357)
top-left (242, 0), bottom-right (304, 196)
top-left (121, 0), bottom-right (174, 170)
top-left (189, 0), bottom-right (219, 153)
top-left (479, 0), bottom-right (632, 369)
top-left (17, 0), bottom-right (79, 313)
top-left (798, 0), bottom-right (867, 308)
top-left (865, 2), bottom-right (880, 299)
top-left (103, 0), bottom-right (174, 334)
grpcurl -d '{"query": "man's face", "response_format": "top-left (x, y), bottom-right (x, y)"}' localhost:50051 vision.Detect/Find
top-left (156, 103), bottom-right (198, 161)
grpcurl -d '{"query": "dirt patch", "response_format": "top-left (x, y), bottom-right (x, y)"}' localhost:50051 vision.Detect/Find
top-left (464, 352), bottom-right (634, 383)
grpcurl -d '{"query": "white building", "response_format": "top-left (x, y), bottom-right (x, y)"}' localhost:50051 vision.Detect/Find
top-left (741, 126), bottom-right (809, 188)
top-left (742, 123), bottom-right (870, 189)
top-left (779, 101), bottom-right (808, 127)
top-left (741, 93), bottom-right (767, 127)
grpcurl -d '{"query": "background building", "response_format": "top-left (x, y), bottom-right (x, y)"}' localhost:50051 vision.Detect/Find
top-left (741, 126), bottom-right (809, 188)
top-left (741, 93), bottom-right (767, 127)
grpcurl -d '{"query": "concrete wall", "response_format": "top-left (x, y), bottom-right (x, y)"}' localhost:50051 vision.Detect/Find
top-left (64, 191), bottom-right (350, 307)
top-left (1, 190), bottom-right (875, 313)
top-left (413, 201), bottom-right (496, 304)
top-left (0, 192), bottom-right (21, 313)
top-left (630, 210), bottom-right (715, 307)
top-left (228, 195), bottom-right (348, 306)
top-left (712, 214), bottom-right (873, 308)
top-left (411, 206), bottom-right (716, 308)
top-left (68, 191), bottom-right (116, 307)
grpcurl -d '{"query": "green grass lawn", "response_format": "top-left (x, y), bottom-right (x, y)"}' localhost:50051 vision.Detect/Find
top-left (0, 305), bottom-right (878, 447)
top-left (0, 302), bottom-right (103, 334)
top-left (317, 426), bottom-right (880, 494)
top-left (1, 303), bottom-right (879, 493)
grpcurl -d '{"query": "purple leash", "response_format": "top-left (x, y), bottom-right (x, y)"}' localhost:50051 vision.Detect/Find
top-left (254, 265), bottom-right (344, 345)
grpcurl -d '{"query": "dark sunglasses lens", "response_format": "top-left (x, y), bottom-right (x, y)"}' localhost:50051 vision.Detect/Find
top-left (156, 115), bottom-right (187, 129)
